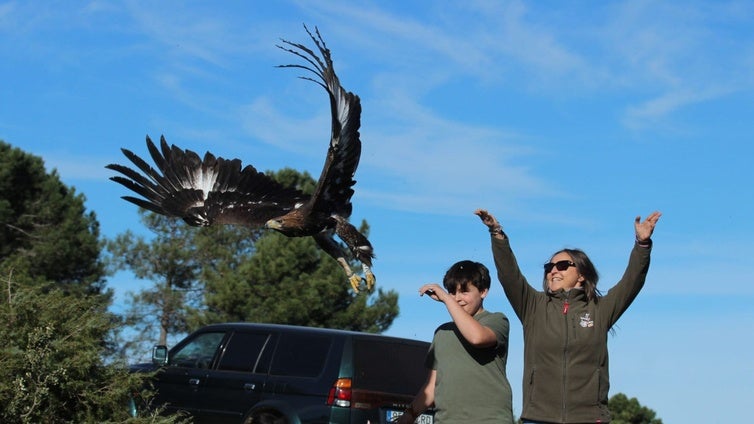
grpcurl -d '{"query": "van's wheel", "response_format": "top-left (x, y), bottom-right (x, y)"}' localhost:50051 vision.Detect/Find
top-left (243, 410), bottom-right (287, 424)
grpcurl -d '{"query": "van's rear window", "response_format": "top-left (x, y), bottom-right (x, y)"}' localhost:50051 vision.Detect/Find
top-left (352, 339), bottom-right (429, 394)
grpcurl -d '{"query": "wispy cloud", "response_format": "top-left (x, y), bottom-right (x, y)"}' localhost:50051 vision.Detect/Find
top-left (622, 86), bottom-right (734, 129)
top-left (296, 0), bottom-right (589, 87)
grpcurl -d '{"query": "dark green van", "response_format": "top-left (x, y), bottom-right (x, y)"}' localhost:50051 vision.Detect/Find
top-left (130, 323), bottom-right (434, 424)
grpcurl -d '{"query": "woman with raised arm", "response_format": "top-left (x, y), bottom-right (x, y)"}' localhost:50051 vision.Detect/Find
top-left (475, 209), bottom-right (661, 424)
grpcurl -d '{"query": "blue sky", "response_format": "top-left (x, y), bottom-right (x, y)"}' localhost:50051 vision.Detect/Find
top-left (2, 1), bottom-right (753, 422)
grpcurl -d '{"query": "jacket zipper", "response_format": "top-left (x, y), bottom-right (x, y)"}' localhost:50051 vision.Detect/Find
top-left (562, 297), bottom-right (570, 422)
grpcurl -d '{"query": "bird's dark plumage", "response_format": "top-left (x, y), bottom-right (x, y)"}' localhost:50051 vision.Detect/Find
top-left (106, 25), bottom-right (375, 292)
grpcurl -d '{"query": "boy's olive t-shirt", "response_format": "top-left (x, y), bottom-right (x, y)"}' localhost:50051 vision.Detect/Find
top-left (426, 310), bottom-right (514, 424)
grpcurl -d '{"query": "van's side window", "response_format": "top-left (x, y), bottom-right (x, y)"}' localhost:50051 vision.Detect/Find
top-left (170, 332), bottom-right (225, 369)
top-left (270, 333), bottom-right (332, 378)
top-left (217, 332), bottom-right (271, 373)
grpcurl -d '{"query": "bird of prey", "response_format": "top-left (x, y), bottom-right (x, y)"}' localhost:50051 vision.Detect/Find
top-left (106, 26), bottom-right (375, 293)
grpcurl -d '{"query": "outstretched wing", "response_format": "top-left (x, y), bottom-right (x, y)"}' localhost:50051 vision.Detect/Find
top-left (277, 25), bottom-right (362, 219)
top-left (106, 135), bottom-right (308, 227)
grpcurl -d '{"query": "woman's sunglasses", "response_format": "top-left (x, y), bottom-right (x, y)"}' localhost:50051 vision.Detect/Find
top-left (544, 260), bottom-right (576, 273)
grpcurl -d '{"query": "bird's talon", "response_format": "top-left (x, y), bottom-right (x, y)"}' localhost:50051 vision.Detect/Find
top-left (349, 275), bottom-right (362, 293)
top-left (365, 273), bottom-right (376, 292)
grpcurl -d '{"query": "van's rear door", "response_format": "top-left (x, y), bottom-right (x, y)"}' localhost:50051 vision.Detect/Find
top-left (350, 338), bottom-right (433, 423)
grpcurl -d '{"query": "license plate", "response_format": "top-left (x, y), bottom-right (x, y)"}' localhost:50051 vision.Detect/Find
top-left (385, 409), bottom-right (433, 424)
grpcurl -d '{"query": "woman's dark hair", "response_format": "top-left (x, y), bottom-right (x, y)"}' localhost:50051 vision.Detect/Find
top-left (542, 248), bottom-right (602, 302)
top-left (443, 260), bottom-right (491, 294)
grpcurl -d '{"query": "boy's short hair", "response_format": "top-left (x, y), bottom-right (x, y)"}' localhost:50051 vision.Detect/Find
top-left (443, 260), bottom-right (491, 294)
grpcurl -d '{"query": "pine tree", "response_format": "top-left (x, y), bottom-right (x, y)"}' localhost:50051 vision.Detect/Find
top-left (194, 228), bottom-right (399, 333)
top-left (0, 141), bottom-right (105, 294)
top-left (106, 211), bottom-right (205, 349)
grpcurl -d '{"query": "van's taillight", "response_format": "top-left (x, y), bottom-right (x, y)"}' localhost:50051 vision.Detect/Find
top-left (327, 378), bottom-right (352, 407)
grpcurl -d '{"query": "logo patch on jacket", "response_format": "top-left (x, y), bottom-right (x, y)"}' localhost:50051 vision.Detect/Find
top-left (579, 313), bottom-right (594, 328)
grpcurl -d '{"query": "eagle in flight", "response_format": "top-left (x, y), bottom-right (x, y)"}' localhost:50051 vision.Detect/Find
top-left (106, 26), bottom-right (375, 293)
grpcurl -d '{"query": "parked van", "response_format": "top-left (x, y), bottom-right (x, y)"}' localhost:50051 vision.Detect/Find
top-left (130, 323), bottom-right (434, 424)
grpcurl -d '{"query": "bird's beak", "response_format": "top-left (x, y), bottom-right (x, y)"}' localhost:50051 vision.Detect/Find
top-left (265, 219), bottom-right (281, 230)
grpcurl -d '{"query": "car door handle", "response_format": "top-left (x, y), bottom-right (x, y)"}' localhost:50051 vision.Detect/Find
top-left (188, 378), bottom-right (201, 386)
top-left (243, 383), bottom-right (256, 391)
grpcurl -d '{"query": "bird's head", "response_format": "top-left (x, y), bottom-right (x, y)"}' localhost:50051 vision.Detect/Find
top-left (265, 217), bottom-right (303, 236)
top-left (265, 210), bottom-right (309, 236)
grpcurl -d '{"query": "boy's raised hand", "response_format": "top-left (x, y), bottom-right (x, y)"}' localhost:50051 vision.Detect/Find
top-left (419, 283), bottom-right (446, 303)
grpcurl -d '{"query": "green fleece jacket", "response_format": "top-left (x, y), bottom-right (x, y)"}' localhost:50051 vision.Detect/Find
top-left (491, 236), bottom-right (652, 423)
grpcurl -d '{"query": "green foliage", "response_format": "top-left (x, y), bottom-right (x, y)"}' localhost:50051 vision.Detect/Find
top-left (0, 275), bottom-right (181, 423)
top-left (0, 141), bottom-right (105, 294)
top-left (609, 392), bottom-right (663, 424)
